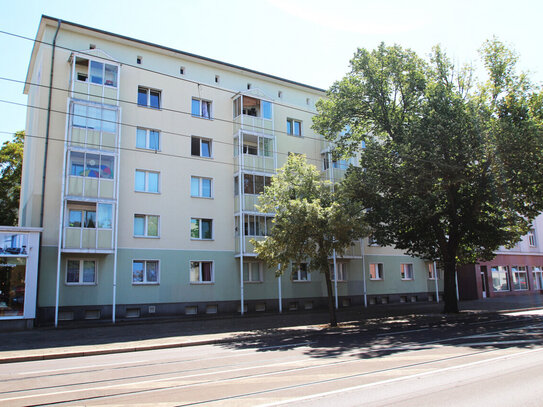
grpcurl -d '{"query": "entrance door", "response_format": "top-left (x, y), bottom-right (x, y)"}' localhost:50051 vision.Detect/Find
top-left (480, 269), bottom-right (487, 299)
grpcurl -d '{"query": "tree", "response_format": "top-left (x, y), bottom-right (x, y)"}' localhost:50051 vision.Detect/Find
top-left (0, 131), bottom-right (24, 226)
top-left (252, 154), bottom-right (368, 326)
top-left (313, 40), bottom-right (543, 313)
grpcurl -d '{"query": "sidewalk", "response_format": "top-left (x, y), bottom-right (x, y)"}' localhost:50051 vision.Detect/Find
top-left (1, 295), bottom-right (542, 364)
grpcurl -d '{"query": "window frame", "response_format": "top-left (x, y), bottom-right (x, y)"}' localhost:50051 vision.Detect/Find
top-left (400, 263), bottom-right (414, 280)
top-left (329, 262), bottom-right (347, 282)
top-left (136, 127), bottom-right (160, 151)
top-left (528, 229), bottom-right (537, 247)
top-left (191, 97), bottom-right (213, 119)
top-left (292, 263), bottom-right (310, 282)
top-left (132, 259), bottom-right (160, 285)
top-left (428, 263), bottom-right (440, 280)
top-left (190, 218), bottom-right (213, 240)
top-left (190, 176), bottom-right (213, 198)
top-left (190, 260), bottom-right (214, 284)
top-left (74, 56), bottom-right (119, 88)
top-left (191, 136), bottom-right (212, 158)
top-left (491, 266), bottom-right (510, 292)
top-left (137, 86), bottom-right (161, 109)
top-left (243, 262), bottom-right (264, 283)
top-left (66, 259), bottom-right (97, 285)
top-left (369, 263), bottom-right (384, 280)
top-left (69, 151), bottom-right (115, 180)
top-left (286, 118), bottom-right (302, 137)
top-left (511, 265), bottom-right (529, 291)
top-left (532, 266), bottom-right (543, 290)
top-left (135, 169), bottom-right (160, 193)
top-left (133, 214), bottom-right (160, 238)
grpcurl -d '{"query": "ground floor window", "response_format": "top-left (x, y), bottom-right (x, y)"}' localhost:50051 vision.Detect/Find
top-left (66, 259), bottom-right (96, 285)
top-left (329, 262), bottom-right (347, 281)
top-left (292, 263), bottom-right (310, 281)
top-left (491, 266), bottom-right (509, 292)
top-left (401, 263), bottom-right (414, 280)
top-left (512, 266), bottom-right (529, 290)
top-left (369, 263), bottom-right (383, 280)
top-left (190, 261), bottom-right (213, 283)
top-left (132, 260), bottom-right (159, 284)
top-left (243, 262), bottom-right (263, 283)
top-left (0, 257), bottom-right (26, 316)
top-left (533, 267), bottom-right (543, 290)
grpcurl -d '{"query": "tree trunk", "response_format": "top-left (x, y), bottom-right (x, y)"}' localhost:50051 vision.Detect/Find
top-left (323, 268), bottom-right (338, 327)
top-left (442, 259), bottom-right (459, 313)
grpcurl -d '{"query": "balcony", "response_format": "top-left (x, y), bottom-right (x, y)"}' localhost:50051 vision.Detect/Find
top-left (62, 201), bottom-right (114, 253)
top-left (233, 95), bottom-right (273, 136)
top-left (66, 151), bottom-right (116, 199)
top-left (71, 54), bottom-right (119, 105)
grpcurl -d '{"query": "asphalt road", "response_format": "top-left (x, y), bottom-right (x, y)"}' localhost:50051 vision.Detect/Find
top-left (2, 310), bottom-right (543, 406)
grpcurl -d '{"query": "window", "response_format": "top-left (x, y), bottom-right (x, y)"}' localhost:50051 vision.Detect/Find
top-left (134, 215), bottom-right (159, 237)
top-left (191, 136), bottom-right (212, 158)
top-left (401, 263), bottom-right (414, 280)
top-left (191, 98), bottom-right (212, 119)
top-left (237, 134), bottom-right (273, 157)
top-left (243, 262), bottom-right (263, 283)
top-left (67, 203), bottom-right (111, 229)
top-left (66, 260), bottom-right (96, 285)
top-left (180, 66), bottom-right (185, 75)
top-left (244, 215), bottom-right (273, 236)
top-left (491, 266), bottom-right (510, 292)
top-left (322, 154), bottom-right (352, 171)
top-left (292, 263), bottom-right (310, 281)
top-left (191, 176), bottom-right (212, 198)
top-left (330, 263), bottom-right (347, 281)
top-left (132, 260), bottom-right (159, 284)
top-left (428, 263), bottom-right (439, 279)
top-left (74, 56), bottom-right (118, 87)
top-left (72, 103), bottom-right (117, 133)
top-left (69, 152), bottom-right (115, 179)
top-left (367, 235), bottom-right (379, 246)
top-left (191, 218), bottom-right (213, 240)
top-left (136, 128), bottom-right (160, 150)
top-left (135, 170), bottom-right (160, 193)
top-left (369, 263), bottom-right (383, 280)
top-left (138, 87), bottom-right (161, 109)
top-left (528, 229), bottom-right (537, 247)
top-left (512, 266), bottom-right (529, 290)
top-left (287, 118), bottom-right (302, 136)
top-left (190, 261), bottom-right (213, 283)
top-left (242, 174), bottom-right (272, 195)
top-left (533, 266), bottom-right (543, 290)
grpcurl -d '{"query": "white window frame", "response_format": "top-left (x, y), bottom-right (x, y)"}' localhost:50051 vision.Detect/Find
top-left (512, 265), bottom-right (529, 291)
top-left (190, 218), bottom-right (213, 240)
top-left (528, 229), bottom-right (537, 247)
top-left (330, 262), bottom-right (347, 282)
top-left (191, 136), bottom-right (212, 158)
top-left (135, 169), bottom-right (160, 193)
top-left (137, 86), bottom-right (161, 109)
top-left (243, 262), bottom-right (264, 283)
top-left (532, 266), bottom-right (543, 290)
top-left (133, 214), bottom-right (160, 238)
top-left (292, 263), bottom-right (310, 282)
top-left (190, 260), bottom-right (214, 284)
top-left (192, 97), bottom-right (212, 119)
top-left (428, 263), bottom-right (440, 280)
top-left (190, 176), bottom-right (213, 198)
top-left (66, 259), bottom-right (97, 285)
top-left (401, 263), bottom-right (414, 280)
top-left (369, 263), bottom-right (383, 280)
top-left (132, 260), bottom-right (160, 285)
top-left (286, 118), bottom-right (302, 136)
top-left (491, 266), bottom-right (510, 292)
top-left (73, 56), bottom-right (119, 88)
top-left (136, 127), bottom-right (160, 151)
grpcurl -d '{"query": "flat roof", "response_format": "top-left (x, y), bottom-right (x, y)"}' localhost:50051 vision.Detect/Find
top-left (39, 15), bottom-right (326, 93)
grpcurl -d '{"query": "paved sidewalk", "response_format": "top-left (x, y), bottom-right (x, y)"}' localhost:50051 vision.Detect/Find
top-left (1, 295), bottom-right (542, 364)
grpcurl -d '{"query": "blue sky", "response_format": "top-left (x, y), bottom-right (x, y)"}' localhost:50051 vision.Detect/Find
top-left (0, 0), bottom-right (542, 145)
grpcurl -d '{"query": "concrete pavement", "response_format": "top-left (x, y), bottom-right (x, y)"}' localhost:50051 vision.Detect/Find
top-left (1, 295), bottom-right (542, 364)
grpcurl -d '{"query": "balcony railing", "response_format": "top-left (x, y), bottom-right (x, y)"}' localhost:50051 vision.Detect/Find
top-left (63, 227), bottom-right (114, 252)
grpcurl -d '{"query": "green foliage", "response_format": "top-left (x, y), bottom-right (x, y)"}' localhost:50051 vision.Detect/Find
top-left (252, 154), bottom-right (368, 325)
top-left (0, 131), bottom-right (24, 226)
top-left (314, 40), bottom-right (543, 313)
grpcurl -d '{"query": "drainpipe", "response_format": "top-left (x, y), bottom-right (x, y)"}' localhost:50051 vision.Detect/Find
top-left (278, 268), bottom-right (282, 313)
top-left (361, 238), bottom-right (367, 307)
top-left (39, 19), bottom-right (61, 327)
top-left (434, 261), bottom-right (439, 303)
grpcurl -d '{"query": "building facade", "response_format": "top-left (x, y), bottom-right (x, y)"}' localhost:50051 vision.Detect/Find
top-left (21, 16), bottom-right (443, 325)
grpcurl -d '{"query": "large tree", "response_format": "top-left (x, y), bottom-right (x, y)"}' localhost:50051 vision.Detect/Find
top-left (252, 154), bottom-right (368, 326)
top-left (0, 131), bottom-right (24, 226)
top-left (313, 40), bottom-right (543, 313)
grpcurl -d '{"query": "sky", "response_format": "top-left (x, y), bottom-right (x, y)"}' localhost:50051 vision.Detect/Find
top-left (0, 0), bottom-right (542, 145)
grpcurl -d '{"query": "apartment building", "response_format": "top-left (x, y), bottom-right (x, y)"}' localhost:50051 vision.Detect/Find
top-left (19, 16), bottom-right (442, 325)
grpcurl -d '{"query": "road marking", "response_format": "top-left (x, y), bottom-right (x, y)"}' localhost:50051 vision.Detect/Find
top-left (258, 347), bottom-right (543, 406)
top-left (377, 328), bottom-right (430, 336)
